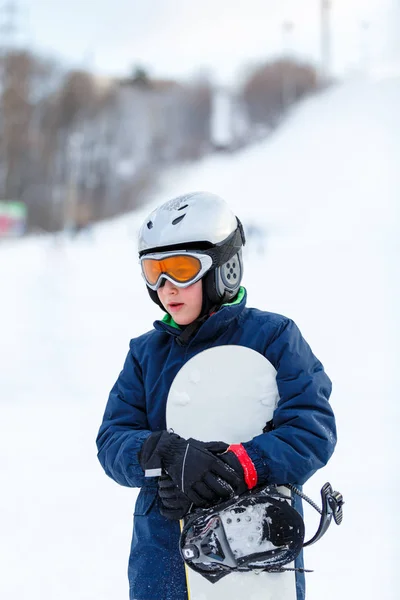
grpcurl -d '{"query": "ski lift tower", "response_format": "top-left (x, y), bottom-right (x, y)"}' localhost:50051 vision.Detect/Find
top-left (282, 20), bottom-right (295, 110)
top-left (320, 0), bottom-right (332, 83)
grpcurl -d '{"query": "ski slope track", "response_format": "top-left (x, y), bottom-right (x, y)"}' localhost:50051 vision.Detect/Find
top-left (1, 76), bottom-right (398, 600)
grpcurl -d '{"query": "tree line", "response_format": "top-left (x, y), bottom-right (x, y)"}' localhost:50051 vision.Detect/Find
top-left (0, 50), bottom-right (320, 233)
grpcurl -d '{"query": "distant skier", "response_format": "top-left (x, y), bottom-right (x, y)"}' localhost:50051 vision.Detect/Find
top-left (96, 191), bottom-right (337, 600)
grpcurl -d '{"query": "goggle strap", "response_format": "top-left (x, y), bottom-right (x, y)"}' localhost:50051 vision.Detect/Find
top-left (208, 225), bottom-right (244, 267)
top-left (237, 217), bottom-right (246, 246)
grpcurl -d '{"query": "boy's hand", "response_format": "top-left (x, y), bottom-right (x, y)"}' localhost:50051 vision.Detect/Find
top-left (138, 431), bottom-right (241, 506)
top-left (158, 475), bottom-right (192, 520)
top-left (218, 447), bottom-right (254, 495)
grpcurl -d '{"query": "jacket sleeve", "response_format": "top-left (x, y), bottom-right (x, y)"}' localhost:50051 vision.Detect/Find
top-left (242, 318), bottom-right (336, 486)
top-left (96, 343), bottom-right (151, 488)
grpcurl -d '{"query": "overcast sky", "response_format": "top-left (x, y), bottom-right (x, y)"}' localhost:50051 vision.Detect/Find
top-left (11, 0), bottom-right (400, 82)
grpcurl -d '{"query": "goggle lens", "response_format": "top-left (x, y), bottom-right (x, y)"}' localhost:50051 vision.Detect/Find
top-left (142, 254), bottom-right (202, 286)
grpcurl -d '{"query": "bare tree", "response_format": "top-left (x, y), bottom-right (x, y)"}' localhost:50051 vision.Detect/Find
top-left (241, 59), bottom-right (318, 130)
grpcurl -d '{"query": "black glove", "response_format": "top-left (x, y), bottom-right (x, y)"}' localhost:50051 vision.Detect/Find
top-left (139, 431), bottom-right (241, 506)
top-left (158, 475), bottom-right (192, 520)
top-left (218, 450), bottom-right (248, 496)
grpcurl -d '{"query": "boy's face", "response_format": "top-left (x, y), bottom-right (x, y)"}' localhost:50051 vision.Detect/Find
top-left (157, 279), bottom-right (203, 325)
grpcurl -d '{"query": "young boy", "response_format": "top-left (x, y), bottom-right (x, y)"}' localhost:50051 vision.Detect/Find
top-left (96, 191), bottom-right (336, 600)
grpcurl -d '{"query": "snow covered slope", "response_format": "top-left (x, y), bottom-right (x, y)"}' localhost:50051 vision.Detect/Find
top-left (1, 76), bottom-right (398, 600)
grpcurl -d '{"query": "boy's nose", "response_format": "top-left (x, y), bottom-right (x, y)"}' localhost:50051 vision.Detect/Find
top-left (163, 279), bottom-right (178, 292)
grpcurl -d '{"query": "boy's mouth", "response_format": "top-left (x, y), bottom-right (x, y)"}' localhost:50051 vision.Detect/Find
top-left (168, 302), bottom-right (184, 311)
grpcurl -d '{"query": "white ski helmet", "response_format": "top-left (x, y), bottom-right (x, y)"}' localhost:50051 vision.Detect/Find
top-left (138, 191), bottom-right (246, 311)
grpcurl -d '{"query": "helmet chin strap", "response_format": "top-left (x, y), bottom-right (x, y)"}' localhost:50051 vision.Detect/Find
top-left (175, 310), bottom-right (216, 346)
top-left (175, 294), bottom-right (236, 347)
top-left (199, 277), bottom-right (217, 317)
top-left (147, 286), bottom-right (167, 311)
top-left (175, 279), bottom-right (222, 346)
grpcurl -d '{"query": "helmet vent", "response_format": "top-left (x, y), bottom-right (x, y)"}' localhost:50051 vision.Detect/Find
top-left (177, 204), bottom-right (188, 211)
top-left (146, 221), bottom-right (153, 230)
top-left (172, 215), bottom-right (186, 225)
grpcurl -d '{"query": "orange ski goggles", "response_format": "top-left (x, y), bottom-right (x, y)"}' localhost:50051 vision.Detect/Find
top-left (140, 251), bottom-right (213, 290)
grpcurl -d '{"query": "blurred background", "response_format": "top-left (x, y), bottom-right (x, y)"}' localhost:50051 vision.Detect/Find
top-left (0, 0), bottom-right (398, 234)
top-left (0, 1), bottom-right (399, 600)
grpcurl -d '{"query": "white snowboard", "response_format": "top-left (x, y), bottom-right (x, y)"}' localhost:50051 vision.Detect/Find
top-left (166, 345), bottom-right (297, 600)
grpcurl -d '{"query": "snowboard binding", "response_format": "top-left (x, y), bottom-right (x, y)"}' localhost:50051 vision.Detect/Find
top-left (180, 483), bottom-right (344, 583)
top-left (180, 486), bottom-right (304, 583)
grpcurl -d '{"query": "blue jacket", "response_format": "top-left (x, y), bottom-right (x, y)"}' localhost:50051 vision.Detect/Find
top-left (96, 289), bottom-right (336, 600)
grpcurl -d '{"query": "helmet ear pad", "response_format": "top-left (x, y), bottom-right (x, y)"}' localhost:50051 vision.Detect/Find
top-left (203, 250), bottom-right (243, 306)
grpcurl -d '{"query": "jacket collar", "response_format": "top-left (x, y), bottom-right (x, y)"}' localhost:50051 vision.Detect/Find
top-left (153, 287), bottom-right (247, 345)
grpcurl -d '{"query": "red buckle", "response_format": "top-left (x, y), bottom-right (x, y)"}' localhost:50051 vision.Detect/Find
top-left (227, 443), bottom-right (258, 489)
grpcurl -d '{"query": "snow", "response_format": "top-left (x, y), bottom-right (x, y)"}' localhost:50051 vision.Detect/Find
top-left (221, 502), bottom-right (278, 555)
top-left (1, 75), bottom-right (399, 599)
